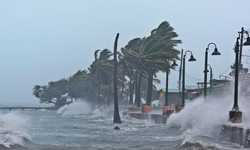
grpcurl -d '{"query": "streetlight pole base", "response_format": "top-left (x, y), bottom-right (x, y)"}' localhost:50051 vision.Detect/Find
top-left (179, 107), bottom-right (184, 111)
top-left (144, 106), bottom-right (152, 113)
top-left (162, 106), bottom-right (170, 115)
top-left (175, 104), bottom-right (184, 113)
top-left (229, 110), bottom-right (242, 123)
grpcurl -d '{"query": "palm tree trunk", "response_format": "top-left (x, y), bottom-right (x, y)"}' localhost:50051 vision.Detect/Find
top-left (136, 65), bottom-right (143, 107)
top-left (129, 78), bottom-right (134, 105)
top-left (98, 81), bottom-right (100, 106)
top-left (113, 33), bottom-right (121, 124)
top-left (149, 72), bottom-right (154, 105)
top-left (120, 69), bottom-right (125, 103)
top-left (131, 75), bottom-right (135, 105)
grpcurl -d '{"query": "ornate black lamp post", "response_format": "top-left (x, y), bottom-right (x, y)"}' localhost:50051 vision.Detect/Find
top-left (181, 50), bottom-right (196, 107)
top-left (207, 64), bottom-right (213, 94)
top-left (230, 28), bottom-right (250, 123)
top-left (204, 43), bottom-right (221, 98)
top-left (165, 60), bottom-right (178, 106)
top-left (162, 60), bottom-right (178, 115)
top-left (239, 27), bottom-right (250, 67)
top-left (146, 67), bottom-right (152, 106)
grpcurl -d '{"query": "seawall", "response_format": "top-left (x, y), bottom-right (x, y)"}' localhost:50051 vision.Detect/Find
top-left (219, 124), bottom-right (250, 148)
top-left (125, 113), bottom-right (250, 148)
top-left (127, 112), bottom-right (167, 124)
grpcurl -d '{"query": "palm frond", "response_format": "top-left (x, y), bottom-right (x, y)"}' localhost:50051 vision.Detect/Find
top-left (94, 50), bottom-right (100, 60)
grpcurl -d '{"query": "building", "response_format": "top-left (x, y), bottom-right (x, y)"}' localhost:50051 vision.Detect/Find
top-left (158, 89), bottom-right (183, 106)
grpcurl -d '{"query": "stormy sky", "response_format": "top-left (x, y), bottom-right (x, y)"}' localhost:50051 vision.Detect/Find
top-left (1, 0), bottom-right (250, 106)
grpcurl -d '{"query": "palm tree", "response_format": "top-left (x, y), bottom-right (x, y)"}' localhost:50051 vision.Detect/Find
top-left (89, 49), bottom-right (113, 106)
top-left (67, 70), bottom-right (89, 101)
top-left (127, 21), bottom-right (182, 107)
top-left (113, 33), bottom-right (122, 123)
top-left (117, 46), bottom-right (136, 103)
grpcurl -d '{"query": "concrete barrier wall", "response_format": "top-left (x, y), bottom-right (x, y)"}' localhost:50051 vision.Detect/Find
top-left (125, 113), bottom-right (250, 147)
top-left (128, 113), bottom-right (167, 124)
top-left (219, 124), bottom-right (250, 148)
top-left (126, 113), bottom-right (250, 148)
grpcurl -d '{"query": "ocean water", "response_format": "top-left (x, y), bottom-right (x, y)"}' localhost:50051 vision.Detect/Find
top-left (0, 99), bottom-right (248, 150)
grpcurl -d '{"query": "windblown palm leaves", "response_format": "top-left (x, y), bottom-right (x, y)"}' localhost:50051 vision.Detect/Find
top-left (90, 49), bottom-right (113, 83)
top-left (32, 21), bottom-right (182, 109)
top-left (122, 21), bottom-right (182, 106)
top-left (89, 49), bottom-right (113, 105)
top-left (68, 70), bottom-right (88, 99)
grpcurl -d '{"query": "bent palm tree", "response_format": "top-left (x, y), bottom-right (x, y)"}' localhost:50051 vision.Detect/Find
top-left (113, 33), bottom-right (122, 124)
top-left (89, 49), bottom-right (113, 106)
top-left (127, 21), bottom-right (182, 107)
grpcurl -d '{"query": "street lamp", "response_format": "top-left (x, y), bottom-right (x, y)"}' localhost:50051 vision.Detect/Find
top-left (232, 38), bottom-right (240, 111)
top-left (204, 43), bottom-right (221, 98)
top-left (207, 64), bottom-right (213, 94)
top-left (165, 60), bottom-right (178, 106)
top-left (162, 60), bottom-right (178, 115)
top-left (230, 28), bottom-right (250, 123)
top-left (146, 67), bottom-right (152, 106)
top-left (181, 50), bottom-right (196, 107)
top-left (238, 27), bottom-right (250, 66)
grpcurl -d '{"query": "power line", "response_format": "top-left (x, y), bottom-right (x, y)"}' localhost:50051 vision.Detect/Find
top-left (215, 60), bottom-right (235, 79)
top-left (217, 66), bottom-right (231, 78)
top-left (185, 74), bottom-right (199, 84)
top-left (185, 72), bottom-right (203, 81)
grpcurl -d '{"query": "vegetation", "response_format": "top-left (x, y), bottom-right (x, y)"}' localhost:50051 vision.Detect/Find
top-left (88, 49), bottom-right (113, 106)
top-left (32, 21), bottom-right (181, 109)
top-left (32, 70), bottom-right (88, 109)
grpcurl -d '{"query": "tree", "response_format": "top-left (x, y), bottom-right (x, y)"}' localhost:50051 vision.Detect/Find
top-left (113, 33), bottom-right (122, 124)
top-left (32, 79), bottom-right (71, 109)
top-left (32, 70), bottom-right (89, 109)
top-left (118, 44), bottom-right (138, 103)
top-left (32, 21), bottom-right (181, 110)
top-left (67, 70), bottom-right (89, 101)
top-left (126, 21), bottom-right (181, 107)
top-left (89, 49), bottom-right (113, 106)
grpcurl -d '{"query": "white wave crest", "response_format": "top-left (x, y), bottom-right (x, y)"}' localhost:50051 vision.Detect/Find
top-left (89, 109), bottom-right (105, 118)
top-left (0, 112), bottom-right (32, 148)
top-left (167, 93), bottom-right (250, 136)
top-left (57, 102), bottom-right (92, 117)
top-left (167, 96), bottom-right (232, 136)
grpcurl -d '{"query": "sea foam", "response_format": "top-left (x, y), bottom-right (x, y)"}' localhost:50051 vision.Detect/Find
top-left (57, 101), bottom-right (92, 117)
top-left (167, 93), bottom-right (250, 137)
top-left (0, 112), bottom-right (31, 148)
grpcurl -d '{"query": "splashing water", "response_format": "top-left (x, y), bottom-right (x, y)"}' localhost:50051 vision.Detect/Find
top-left (57, 101), bottom-right (92, 117)
top-left (167, 93), bottom-right (250, 138)
top-left (0, 112), bottom-right (31, 148)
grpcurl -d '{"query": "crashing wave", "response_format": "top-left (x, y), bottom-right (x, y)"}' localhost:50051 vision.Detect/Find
top-left (0, 112), bottom-right (32, 148)
top-left (57, 102), bottom-right (92, 117)
top-left (167, 96), bottom-right (231, 136)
